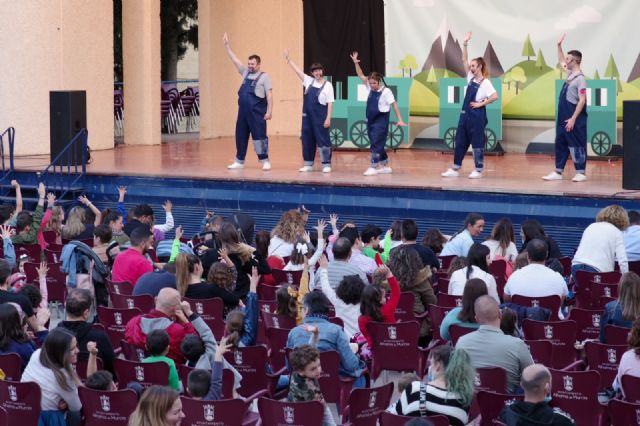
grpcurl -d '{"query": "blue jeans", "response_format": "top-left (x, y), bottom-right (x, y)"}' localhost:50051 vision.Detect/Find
top-left (571, 263), bottom-right (599, 289)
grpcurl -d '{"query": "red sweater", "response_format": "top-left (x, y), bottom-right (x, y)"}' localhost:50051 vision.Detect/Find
top-left (112, 248), bottom-right (153, 286)
top-left (358, 275), bottom-right (401, 347)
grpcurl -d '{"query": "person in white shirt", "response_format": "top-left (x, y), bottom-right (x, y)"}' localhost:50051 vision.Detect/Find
top-left (441, 213), bottom-right (485, 257)
top-left (268, 209), bottom-right (307, 258)
top-left (319, 271), bottom-right (364, 339)
top-left (483, 218), bottom-right (518, 262)
top-left (441, 31), bottom-right (498, 180)
top-left (623, 210), bottom-right (640, 262)
top-left (504, 239), bottom-right (568, 318)
top-left (284, 50), bottom-right (335, 173)
top-left (350, 51), bottom-right (407, 177)
top-left (449, 243), bottom-right (499, 302)
top-left (572, 205), bottom-right (629, 282)
top-left (339, 226), bottom-right (377, 276)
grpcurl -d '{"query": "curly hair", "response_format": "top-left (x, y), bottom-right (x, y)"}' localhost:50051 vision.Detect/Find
top-left (422, 228), bottom-right (447, 255)
top-left (271, 210), bottom-right (306, 243)
top-left (388, 245), bottom-right (422, 290)
top-left (596, 205), bottom-right (629, 231)
top-left (289, 344), bottom-right (320, 372)
top-left (336, 275), bottom-right (365, 305)
top-left (207, 262), bottom-right (235, 291)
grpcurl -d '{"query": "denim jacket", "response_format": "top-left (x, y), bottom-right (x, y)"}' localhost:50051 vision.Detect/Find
top-left (239, 292), bottom-right (258, 347)
top-left (287, 316), bottom-right (365, 378)
top-left (599, 300), bottom-right (633, 342)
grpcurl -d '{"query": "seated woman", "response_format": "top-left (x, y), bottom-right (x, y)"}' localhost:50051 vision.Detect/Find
top-left (614, 318), bottom-right (640, 396)
top-left (449, 243), bottom-right (499, 302)
top-left (128, 385), bottom-right (184, 426)
top-left (440, 278), bottom-right (488, 341)
top-left (483, 217), bottom-right (518, 262)
top-left (268, 209), bottom-right (307, 259)
top-left (599, 271), bottom-right (640, 342)
top-left (388, 345), bottom-right (475, 426)
top-left (0, 302), bottom-right (48, 369)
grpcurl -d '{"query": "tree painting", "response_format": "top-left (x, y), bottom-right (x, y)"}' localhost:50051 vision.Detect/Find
top-left (593, 70), bottom-right (600, 80)
top-left (535, 48), bottom-right (547, 69)
top-left (426, 65), bottom-right (438, 83)
top-left (604, 54), bottom-right (622, 93)
top-left (511, 66), bottom-right (527, 94)
top-left (399, 58), bottom-right (406, 77)
top-left (503, 70), bottom-right (513, 90)
top-left (401, 54), bottom-right (418, 77)
top-left (521, 34), bottom-right (535, 61)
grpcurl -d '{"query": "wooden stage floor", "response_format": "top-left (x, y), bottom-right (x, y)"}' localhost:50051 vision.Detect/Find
top-left (13, 136), bottom-right (637, 199)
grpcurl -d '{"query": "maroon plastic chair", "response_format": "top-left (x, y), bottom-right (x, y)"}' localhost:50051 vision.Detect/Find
top-left (574, 270), bottom-right (621, 309)
top-left (621, 374), bottom-right (640, 403)
top-left (105, 280), bottom-right (133, 296)
top-left (265, 326), bottom-right (291, 373)
top-left (178, 364), bottom-right (234, 399)
top-left (183, 297), bottom-right (225, 341)
top-left (584, 341), bottom-right (627, 389)
top-left (22, 262), bottom-right (40, 284)
top-left (449, 324), bottom-right (476, 345)
top-left (438, 255), bottom-right (456, 270)
top-left (96, 306), bottom-right (142, 350)
top-left (568, 308), bottom-right (603, 341)
top-left (0, 407), bottom-right (6, 426)
top-left (523, 319), bottom-right (577, 369)
top-left (45, 262), bottom-right (68, 305)
top-left (79, 387), bottom-right (138, 426)
top-left (0, 380), bottom-right (41, 423)
top-left (476, 390), bottom-right (524, 426)
top-left (604, 324), bottom-right (631, 344)
top-left (110, 293), bottom-right (154, 313)
top-left (395, 292), bottom-right (429, 323)
top-left (261, 310), bottom-right (296, 330)
top-left (0, 353), bottom-right (22, 381)
top-left (119, 339), bottom-right (148, 362)
top-left (113, 358), bottom-right (168, 388)
top-left (44, 248), bottom-right (61, 263)
top-left (257, 397), bottom-right (324, 426)
top-left (437, 293), bottom-right (462, 308)
top-left (437, 277), bottom-right (450, 294)
top-left (181, 395), bottom-right (263, 426)
top-left (341, 382), bottom-right (394, 426)
top-left (257, 283), bottom-right (282, 301)
top-left (428, 304), bottom-right (453, 342)
top-left (511, 294), bottom-right (562, 321)
top-left (489, 259), bottom-right (508, 300)
top-left (591, 282), bottom-right (619, 309)
top-left (366, 321), bottom-right (426, 380)
top-left (474, 367), bottom-right (507, 393)
top-left (14, 244), bottom-right (41, 262)
top-left (558, 256), bottom-right (572, 279)
top-left (42, 230), bottom-right (58, 245)
top-left (525, 339), bottom-right (554, 367)
top-left (316, 351), bottom-right (356, 416)
top-left (609, 399), bottom-right (640, 426)
top-left (73, 356), bottom-right (104, 381)
top-left (549, 368), bottom-right (603, 426)
top-left (379, 412), bottom-right (449, 426)
top-left (223, 345), bottom-right (286, 398)
top-left (257, 300), bottom-right (277, 345)
top-left (270, 269), bottom-right (303, 286)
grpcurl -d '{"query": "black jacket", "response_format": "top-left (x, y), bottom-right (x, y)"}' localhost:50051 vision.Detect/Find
top-left (500, 401), bottom-right (575, 426)
top-left (57, 320), bottom-right (116, 377)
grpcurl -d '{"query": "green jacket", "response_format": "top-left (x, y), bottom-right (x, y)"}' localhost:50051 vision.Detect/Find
top-left (12, 204), bottom-right (44, 245)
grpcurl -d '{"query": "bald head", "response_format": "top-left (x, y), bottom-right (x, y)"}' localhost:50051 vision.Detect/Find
top-left (521, 364), bottom-right (551, 398)
top-left (474, 295), bottom-right (501, 325)
top-left (156, 287), bottom-right (181, 315)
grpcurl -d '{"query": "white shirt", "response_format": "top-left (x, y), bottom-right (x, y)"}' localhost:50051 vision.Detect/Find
top-left (482, 240), bottom-right (518, 262)
top-left (449, 266), bottom-right (499, 302)
top-left (441, 230), bottom-right (474, 257)
top-left (302, 76), bottom-right (335, 106)
top-left (22, 349), bottom-right (81, 412)
top-left (466, 71), bottom-right (496, 102)
top-left (364, 82), bottom-right (396, 112)
top-left (624, 225), bottom-right (640, 262)
top-left (573, 222), bottom-right (628, 273)
top-left (318, 268), bottom-right (360, 338)
top-left (504, 263), bottom-right (568, 318)
top-left (268, 236), bottom-right (294, 258)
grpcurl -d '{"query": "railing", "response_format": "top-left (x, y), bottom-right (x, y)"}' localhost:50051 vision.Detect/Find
top-left (0, 127), bottom-right (15, 182)
top-left (40, 128), bottom-right (88, 198)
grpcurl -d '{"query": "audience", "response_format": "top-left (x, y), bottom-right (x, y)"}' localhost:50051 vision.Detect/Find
top-left (268, 209), bottom-right (307, 258)
top-left (623, 210), bottom-right (640, 262)
top-left (422, 228), bottom-right (448, 256)
top-left (0, 302), bottom-right (46, 369)
top-left (128, 385), bottom-right (184, 426)
top-left (441, 213), bottom-right (485, 257)
top-left (319, 263), bottom-right (364, 339)
top-left (123, 203), bottom-right (154, 236)
top-left (12, 183), bottom-right (45, 245)
top-left (314, 237), bottom-right (367, 289)
top-left (599, 271), bottom-right (640, 342)
top-left (186, 337), bottom-right (231, 400)
top-left (336, 226), bottom-right (377, 275)
top-left (483, 217), bottom-right (518, 262)
top-left (361, 224), bottom-right (390, 263)
top-left (111, 226), bottom-right (154, 287)
top-left (0, 259), bottom-right (41, 333)
top-left (133, 262), bottom-right (177, 296)
top-left (440, 278), bottom-right (488, 341)
top-left (519, 219), bottom-right (562, 259)
top-left (143, 329), bottom-right (181, 392)
top-left (62, 196), bottom-right (102, 241)
top-left (449, 243), bottom-right (499, 302)
top-left (358, 264), bottom-right (401, 348)
top-left (614, 318), bottom-right (640, 397)
top-left (224, 267), bottom-right (259, 347)
top-left (392, 219), bottom-right (439, 270)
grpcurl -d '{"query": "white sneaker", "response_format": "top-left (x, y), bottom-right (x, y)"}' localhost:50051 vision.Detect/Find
top-left (379, 166), bottom-right (393, 174)
top-left (262, 161), bottom-right (271, 171)
top-left (542, 171), bottom-right (562, 181)
top-left (299, 166), bottom-right (313, 172)
top-left (363, 167), bottom-right (378, 176)
top-left (227, 162), bottom-right (244, 169)
top-left (322, 166), bottom-right (332, 173)
top-left (468, 170), bottom-right (483, 179)
top-left (572, 173), bottom-right (587, 182)
top-left (441, 168), bottom-right (459, 177)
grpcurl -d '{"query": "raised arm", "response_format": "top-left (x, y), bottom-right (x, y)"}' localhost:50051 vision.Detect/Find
top-left (283, 50), bottom-right (305, 81)
top-left (557, 33), bottom-right (566, 67)
top-left (78, 195), bottom-right (102, 226)
top-left (11, 180), bottom-right (22, 215)
top-left (222, 32), bottom-right (244, 73)
top-left (462, 31), bottom-right (472, 75)
top-left (350, 52), bottom-right (368, 84)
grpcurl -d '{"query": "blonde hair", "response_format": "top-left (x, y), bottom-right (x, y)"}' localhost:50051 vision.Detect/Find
top-left (596, 205), bottom-right (629, 231)
top-left (174, 253), bottom-right (201, 297)
top-left (472, 57), bottom-right (489, 79)
top-left (44, 206), bottom-right (65, 234)
top-left (271, 210), bottom-right (306, 243)
top-left (61, 206), bottom-right (87, 239)
top-left (128, 385), bottom-right (180, 426)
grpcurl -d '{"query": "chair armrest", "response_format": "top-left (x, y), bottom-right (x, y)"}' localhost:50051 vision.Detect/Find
top-left (266, 366), bottom-right (288, 378)
top-left (244, 389), bottom-right (270, 409)
top-left (414, 311), bottom-right (429, 321)
top-left (561, 360), bottom-right (586, 371)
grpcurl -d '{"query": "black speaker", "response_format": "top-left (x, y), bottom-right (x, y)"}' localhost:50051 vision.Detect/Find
top-left (50, 90), bottom-right (86, 165)
top-left (623, 101), bottom-right (640, 189)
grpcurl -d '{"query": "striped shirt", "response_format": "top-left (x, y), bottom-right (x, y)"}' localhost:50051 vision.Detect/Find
top-left (388, 382), bottom-right (469, 426)
top-left (313, 260), bottom-right (368, 290)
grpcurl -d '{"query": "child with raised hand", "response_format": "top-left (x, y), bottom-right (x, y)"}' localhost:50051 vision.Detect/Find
top-left (142, 329), bottom-right (182, 392)
top-left (186, 337), bottom-right (232, 400)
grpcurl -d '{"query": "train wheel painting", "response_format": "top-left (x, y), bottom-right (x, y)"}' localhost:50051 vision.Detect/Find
top-left (329, 128), bottom-right (345, 148)
top-left (385, 123), bottom-right (404, 149)
top-left (591, 131), bottom-right (612, 156)
top-left (484, 129), bottom-right (497, 152)
top-left (444, 127), bottom-right (457, 150)
top-left (350, 120), bottom-right (370, 148)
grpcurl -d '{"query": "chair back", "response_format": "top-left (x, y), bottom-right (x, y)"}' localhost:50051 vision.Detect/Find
top-left (449, 324), bottom-right (476, 345)
top-left (609, 399), bottom-right (640, 426)
top-left (584, 341), bottom-right (627, 389)
top-left (261, 310), bottom-right (296, 330)
top-left (474, 367), bottom-right (507, 393)
top-left (591, 282), bottom-right (619, 309)
top-left (523, 319), bottom-right (577, 369)
top-left (366, 321), bottom-right (423, 380)
top-left (181, 397), bottom-right (249, 426)
top-left (568, 308), bottom-right (603, 341)
top-left (271, 269), bottom-right (303, 286)
top-left (0, 353), bottom-right (22, 381)
top-left (46, 262), bottom-right (68, 304)
top-left (343, 382), bottom-right (394, 426)
top-left (437, 277), bottom-right (450, 294)
top-left (14, 244), bottom-right (41, 262)
top-left (183, 297), bottom-right (225, 341)
top-left (106, 280), bottom-right (133, 296)
top-left (119, 339), bottom-right (148, 362)
top-left (178, 364), bottom-right (234, 399)
top-left (525, 339), bottom-right (554, 367)
top-left (575, 270), bottom-right (621, 309)
top-left (96, 306), bottom-right (142, 349)
top-left (428, 304), bottom-right (453, 342)
top-left (257, 397), bottom-right (324, 426)
top-left (549, 368), bottom-right (602, 426)
top-left (379, 412), bottom-right (449, 426)
top-left (438, 255), bottom-right (456, 270)
top-left (489, 259), bottom-right (507, 299)
top-left (0, 380), bottom-right (41, 423)
top-left (113, 358), bottom-right (169, 388)
top-left (42, 230), bottom-right (58, 244)
top-left (265, 326), bottom-right (290, 373)
top-left (437, 293), bottom-right (462, 308)
top-left (110, 293), bottom-right (154, 313)
top-left (604, 325), bottom-right (631, 344)
top-left (476, 390), bottom-right (524, 426)
top-left (621, 374), bottom-right (640, 404)
top-left (257, 283), bottom-right (281, 301)
top-left (315, 350), bottom-right (355, 414)
top-left (224, 345), bottom-right (276, 397)
top-left (79, 387), bottom-right (138, 426)
top-left (395, 292), bottom-right (416, 322)
top-left (257, 300), bottom-right (278, 345)
top-left (558, 256), bottom-right (572, 278)
top-left (511, 294), bottom-right (562, 320)
top-left (73, 356), bottom-right (104, 381)
top-left (22, 262), bottom-right (40, 284)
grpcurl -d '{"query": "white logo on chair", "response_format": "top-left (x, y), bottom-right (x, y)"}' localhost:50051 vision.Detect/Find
top-left (126, 298), bottom-right (134, 309)
top-left (114, 286), bottom-right (121, 294)
top-left (387, 326), bottom-right (397, 340)
top-left (594, 275), bottom-right (602, 283)
top-left (636, 408), bottom-right (640, 424)
top-left (531, 299), bottom-right (540, 308)
top-left (286, 273), bottom-right (293, 284)
top-left (234, 351), bottom-right (243, 365)
top-left (604, 286), bottom-right (611, 297)
top-left (136, 349), bottom-right (145, 361)
top-left (100, 395), bottom-right (111, 412)
top-left (203, 404), bottom-right (214, 421)
top-left (283, 406), bottom-right (295, 424)
top-left (455, 299), bottom-right (462, 308)
top-left (273, 317), bottom-right (280, 328)
top-left (134, 366), bottom-right (145, 381)
top-left (262, 304), bottom-right (270, 312)
top-left (592, 314), bottom-right (601, 327)
top-left (368, 391), bottom-right (377, 408)
top-left (114, 312), bottom-right (123, 326)
top-left (7, 385), bottom-right (17, 402)
top-left (607, 348), bottom-right (617, 363)
top-left (544, 325), bottom-right (554, 339)
top-left (474, 373), bottom-right (481, 387)
top-left (563, 375), bottom-right (573, 391)
top-left (195, 302), bottom-right (204, 315)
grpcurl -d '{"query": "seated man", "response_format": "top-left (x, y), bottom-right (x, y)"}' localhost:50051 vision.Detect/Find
top-left (287, 291), bottom-right (366, 387)
top-left (111, 226), bottom-right (154, 287)
top-left (314, 237), bottom-right (368, 289)
top-left (456, 296), bottom-right (533, 393)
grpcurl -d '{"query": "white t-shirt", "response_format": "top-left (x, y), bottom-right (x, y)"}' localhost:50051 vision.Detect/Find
top-left (573, 222), bottom-right (628, 273)
top-left (482, 240), bottom-right (518, 262)
top-left (302, 76), bottom-right (335, 106)
top-left (449, 266), bottom-right (500, 303)
top-left (504, 264), bottom-right (568, 299)
top-left (364, 82), bottom-right (396, 112)
top-left (466, 71), bottom-right (496, 102)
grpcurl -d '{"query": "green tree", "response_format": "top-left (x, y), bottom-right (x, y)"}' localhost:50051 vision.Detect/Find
top-left (535, 48), bottom-right (547, 69)
top-left (511, 66), bottom-right (527, 94)
top-left (114, 0), bottom-right (123, 81)
top-left (503, 70), bottom-right (512, 90)
top-left (403, 54), bottom-right (418, 78)
top-left (593, 70), bottom-right (600, 80)
top-left (521, 34), bottom-right (535, 61)
top-left (399, 59), bottom-right (406, 77)
top-left (161, 0), bottom-right (198, 81)
top-left (426, 65), bottom-right (437, 83)
top-left (604, 54), bottom-right (622, 93)
top-left (556, 62), bottom-right (566, 79)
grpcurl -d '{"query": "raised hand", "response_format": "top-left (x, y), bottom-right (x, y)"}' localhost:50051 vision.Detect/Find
top-left (10, 180), bottom-right (18, 188)
top-left (78, 195), bottom-right (91, 206)
top-left (215, 337), bottom-right (232, 361)
top-left (0, 225), bottom-right (12, 240)
top-left (463, 31), bottom-right (472, 44)
top-left (557, 33), bottom-right (566, 46)
top-left (222, 32), bottom-right (229, 46)
top-left (36, 261), bottom-right (49, 278)
top-left (329, 213), bottom-right (339, 229)
top-left (249, 266), bottom-right (260, 292)
top-left (350, 51), bottom-right (360, 63)
top-left (318, 254), bottom-right (329, 269)
top-left (377, 263), bottom-right (392, 278)
top-left (87, 341), bottom-right (99, 356)
top-left (163, 200), bottom-right (173, 212)
top-left (37, 183), bottom-right (46, 198)
top-left (46, 192), bottom-right (56, 206)
top-left (117, 185), bottom-right (127, 201)
top-left (174, 225), bottom-right (184, 241)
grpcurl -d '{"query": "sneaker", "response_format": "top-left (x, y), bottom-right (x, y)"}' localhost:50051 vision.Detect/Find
top-left (299, 165), bottom-right (313, 172)
top-left (363, 167), bottom-right (378, 176)
top-left (322, 166), bottom-right (332, 173)
top-left (262, 161), bottom-right (271, 171)
top-left (468, 170), bottom-right (483, 179)
top-left (542, 171), bottom-right (562, 181)
top-left (379, 166), bottom-right (393, 174)
top-left (572, 173), bottom-right (587, 182)
top-left (441, 168), bottom-right (459, 177)
top-left (227, 162), bottom-right (244, 169)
